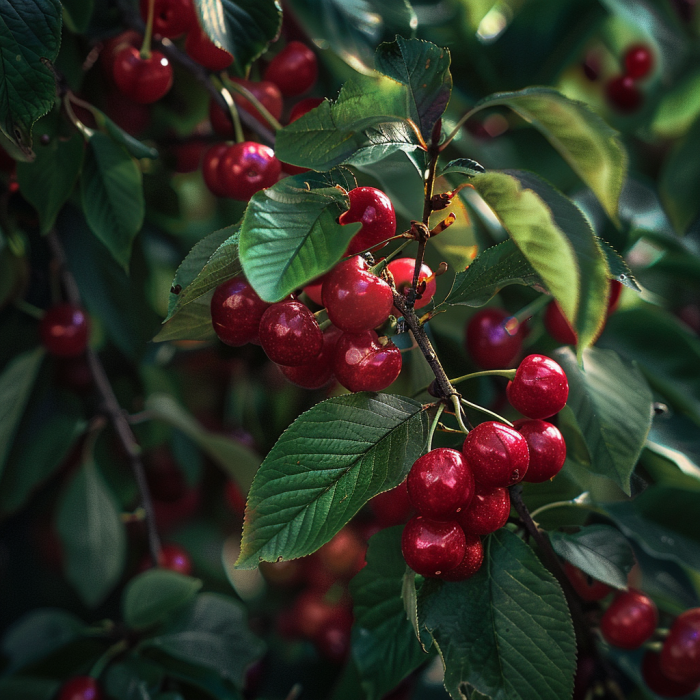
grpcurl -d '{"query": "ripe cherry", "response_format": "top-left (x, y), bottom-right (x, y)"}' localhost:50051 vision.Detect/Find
top-left (387, 258), bottom-right (437, 312)
top-left (513, 419), bottom-right (566, 483)
top-left (225, 480), bottom-right (247, 517)
top-left (339, 187), bottom-right (397, 256)
top-left (219, 142), bottom-right (281, 201)
top-left (544, 301), bottom-right (578, 346)
top-left (643, 651), bottom-right (700, 697)
top-left (401, 515), bottom-right (466, 577)
top-left (439, 533), bottom-right (484, 582)
top-left (563, 561), bottom-right (611, 601)
top-left (507, 354), bottom-right (569, 420)
top-left (101, 30), bottom-right (141, 79)
top-left (264, 41), bottom-right (318, 96)
top-left (58, 676), bottom-right (102, 700)
top-left (660, 608), bottom-right (700, 684)
top-left (462, 421), bottom-right (530, 488)
top-left (465, 308), bottom-right (522, 370)
top-left (40, 303), bottom-right (89, 358)
top-left (369, 480), bottom-right (414, 527)
top-left (158, 543), bottom-right (192, 574)
top-left (185, 26), bottom-right (233, 71)
top-left (606, 75), bottom-right (643, 113)
top-left (140, 0), bottom-right (195, 38)
top-left (259, 300), bottom-right (323, 367)
top-left (322, 256), bottom-right (394, 333)
top-left (600, 589), bottom-right (658, 649)
top-left (202, 143), bottom-right (229, 198)
top-left (210, 277), bottom-right (270, 347)
top-left (291, 590), bottom-right (353, 640)
top-left (624, 44), bottom-right (654, 80)
top-left (407, 448), bottom-right (475, 521)
top-left (303, 275), bottom-right (326, 306)
top-left (457, 482), bottom-right (510, 535)
top-left (279, 324), bottom-right (342, 389)
top-left (333, 330), bottom-right (402, 392)
top-left (315, 616), bottom-right (352, 663)
top-left (289, 97), bottom-right (324, 122)
top-left (113, 47), bottom-right (173, 104)
top-left (318, 526), bottom-right (366, 579)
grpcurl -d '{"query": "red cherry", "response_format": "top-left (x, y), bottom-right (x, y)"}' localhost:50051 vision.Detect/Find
top-left (439, 533), bottom-right (484, 582)
top-left (225, 480), bottom-right (247, 516)
top-left (291, 590), bottom-right (353, 640)
top-left (600, 589), bottom-right (658, 649)
top-left (289, 97), bottom-right (324, 123)
top-left (507, 354), bottom-right (569, 420)
top-left (462, 421), bottom-right (530, 488)
top-left (317, 526), bottom-right (366, 579)
top-left (606, 75), bottom-right (643, 113)
top-left (40, 303), bottom-right (89, 358)
top-left (209, 80), bottom-right (283, 135)
top-left (210, 277), bottom-right (270, 347)
top-left (158, 543), bottom-right (192, 575)
top-left (202, 143), bottom-right (229, 198)
top-left (544, 301), bottom-right (578, 345)
top-left (260, 559), bottom-right (304, 587)
top-left (369, 480), bottom-right (414, 527)
top-left (322, 256), bottom-right (394, 333)
top-left (465, 308), bottom-right (522, 370)
top-left (608, 280), bottom-right (623, 315)
top-left (643, 651), bottom-right (700, 697)
top-left (387, 258), bottom-right (437, 312)
top-left (259, 300), bottom-right (323, 367)
top-left (100, 31), bottom-right (141, 79)
top-left (456, 482), bottom-right (510, 535)
top-left (339, 187), bottom-right (397, 256)
top-left (112, 47), bottom-right (173, 104)
top-left (315, 616), bottom-right (352, 663)
top-left (401, 516), bottom-right (467, 577)
top-left (624, 44), bottom-right (654, 80)
top-left (303, 275), bottom-right (325, 305)
top-left (264, 42), bottom-right (318, 97)
top-left (140, 0), bottom-right (196, 38)
top-left (280, 324), bottom-right (342, 389)
top-left (219, 141), bottom-right (281, 201)
top-left (185, 26), bottom-right (233, 71)
top-left (407, 448), bottom-right (475, 521)
top-left (58, 676), bottom-right (102, 700)
top-left (333, 330), bottom-right (402, 392)
top-left (512, 419), bottom-right (566, 483)
top-left (563, 561), bottom-right (611, 601)
top-left (660, 608), bottom-right (700, 684)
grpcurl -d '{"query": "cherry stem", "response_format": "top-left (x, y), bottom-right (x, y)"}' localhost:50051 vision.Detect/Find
top-left (460, 397), bottom-right (513, 427)
top-left (449, 368), bottom-right (517, 385)
top-left (219, 87), bottom-right (244, 144)
top-left (369, 238), bottom-right (412, 274)
top-left (63, 94), bottom-right (94, 140)
top-left (440, 104), bottom-right (483, 151)
top-left (510, 294), bottom-right (550, 327)
top-left (450, 394), bottom-right (471, 434)
top-left (426, 404), bottom-right (446, 452)
top-left (89, 639), bottom-right (129, 679)
top-left (226, 78), bottom-right (284, 132)
top-left (528, 494), bottom-right (600, 521)
top-left (140, 0), bottom-right (155, 59)
top-left (13, 299), bottom-right (44, 320)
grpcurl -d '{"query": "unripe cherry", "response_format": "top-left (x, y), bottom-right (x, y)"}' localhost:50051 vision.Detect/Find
top-left (259, 300), bottom-right (323, 367)
top-left (439, 533), bottom-right (484, 582)
top-left (339, 187), bottom-right (396, 256)
top-left (507, 354), bottom-right (569, 420)
top-left (333, 330), bottom-right (402, 392)
top-left (210, 277), bottom-right (270, 347)
top-left (513, 419), bottom-right (566, 483)
top-left (387, 258), bottom-right (437, 312)
top-left (457, 482), bottom-right (510, 535)
top-left (401, 515), bottom-right (466, 577)
top-left (600, 589), bottom-right (658, 650)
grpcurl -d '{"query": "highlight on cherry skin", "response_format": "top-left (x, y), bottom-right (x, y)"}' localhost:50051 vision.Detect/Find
top-left (507, 354), bottom-right (569, 420)
top-left (339, 187), bottom-right (397, 256)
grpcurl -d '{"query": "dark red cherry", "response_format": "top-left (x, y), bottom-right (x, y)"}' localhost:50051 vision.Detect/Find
top-left (643, 651), bottom-right (700, 698)
top-left (140, 0), bottom-right (196, 38)
top-left (462, 421), bottom-right (530, 488)
top-left (303, 274), bottom-right (326, 306)
top-left (264, 41), bottom-right (318, 97)
top-left (40, 303), bottom-right (89, 358)
top-left (606, 75), bottom-right (642, 113)
top-left (401, 516), bottom-right (466, 577)
top-left (202, 143), bottom-right (229, 198)
top-left (185, 26), bottom-right (233, 71)
top-left (58, 676), bottom-right (102, 700)
top-left (210, 277), bottom-right (270, 346)
top-left (608, 280), bottom-right (623, 314)
top-left (280, 325), bottom-right (342, 389)
top-left (439, 533), bottom-right (484, 582)
top-left (315, 616), bottom-right (352, 663)
top-left (219, 141), bottom-right (281, 201)
top-left (563, 561), bottom-right (611, 601)
top-left (624, 44), bottom-right (654, 80)
top-left (322, 256), bottom-right (394, 333)
top-left (465, 308), bottom-right (522, 370)
top-left (259, 300), bottom-right (323, 367)
top-left (113, 47), bottom-right (173, 104)
top-left (507, 354), bottom-right (569, 420)
top-left (512, 419), bottom-right (566, 483)
top-left (171, 140), bottom-right (207, 173)
top-left (456, 482), bottom-right (510, 535)
top-left (333, 330), bottom-right (402, 392)
top-left (600, 589), bottom-right (658, 649)
top-left (387, 258), bottom-right (437, 312)
top-left (544, 301), bottom-right (578, 345)
top-left (289, 97), bottom-right (324, 123)
top-left (158, 543), bottom-right (192, 574)
top-left (339, 187), bottom-right (397, 256)
top-left (369, 480), bottom-right (414, 527)
top-left (660, 608), bottom-right (700, 684)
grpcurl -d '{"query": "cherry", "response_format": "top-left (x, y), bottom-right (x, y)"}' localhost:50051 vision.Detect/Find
top-left (225, 480), bottom-right (247, 517)
top-left (264, 41), bottom-right (318, 96)
top-left (100, 30), bottom-right (141, 79)
top-left (507, 354), bottom-right (569, 420)
top-left (291, 590), bottom-right (353, 640)
top-left (318, 526), bottom-right (366, 579)
top-left (407, 448), bottom-right (475, 521)
top-left (112, 47), bottom-right (173, 104)
top-left (259, 559), bottom-right (304, 587)
top-left (339, 187), bottom-right (397, 256)
top-left (171, 140), bottom-right (207, 173)
top-left (333, 330), bottom-right (402, 392)
top-left (279, 324), bottom-right (342, 389)
top-left (140, 0), bottom-right (196, 38)
top-left (606, 75), bottom-right (643, 113)
top-left (643, 651), bottom-right (700, 698)
top-left (210, 277), bottom-right (270, 347)
top-left (158, 543), bottom-right (192, 575)
top-left (624, 44), bottom-right (654, 80)
top-left (303, 275), bottom-right (326, 306)
top-left (600, 589), bottom-right (658, 649)
top-left (465, 308), bottom-right (522, 370)
top-left (563, 561), bottom-right (611, 601)
top-left (544, 301), bottom-right (578, 345)
top-left (387, 258), bottom-right (437, 312)
top-left (218, 141), bottom-right (281, 201)
top-left (512, 419), bottom-right (566, 483)
top-left (185, 26), bottom-right (233, 71)
top-left (456, 482), bottom-right (510, 535)
top-left (369, 480), bottom-right (414, 527)
top-left (289, 97), bottom-right (324, 122)
top-left (315, 616), bottom-right (352, 663)
top-left (401, 515), bottom-right (466, 577)
top-left (40, 303), bottom-right (89, 358)
top-left (209, 79), bottom-right (283, 135)
top-left (322, 256), bottom-right (394, 333)
top-left (202, 143), bottom-right (229, 198)
top-left (462, 421), bottom-right (530, 488)
top-left (439, 533), bottom-right (484, 582)
top-left (58, 676), bottom-right (102, 700)
top-left (660, 608), bottom-right (700, 684)
top-left (259, 300), bottom-right (323, 367)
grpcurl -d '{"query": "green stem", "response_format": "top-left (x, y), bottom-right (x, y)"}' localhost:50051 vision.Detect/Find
top-left (449, 368), bottom-right (517, 385)
top-left (426, 404), bottom-right (446, 452)
top-left (440, 105), bottom-right (483, 151)
top-left (14, 299), bottom-right (44, 320)
top-left (227, 79), bottom-right (283, 131)
top-left (528, 493), bottom-right (599, 521)
top-left (140, 0), bottom-right (155, 58)
top-left (461, 397), bottom-right (513, 427)
top-left (89, 639), bottom-right (128, 679)
top-left (511, 294), bottom-right (550, 326)
top-left (450, 394), bottom-right (470, 434)
top-left (220, 88), bottom-right (244, 144)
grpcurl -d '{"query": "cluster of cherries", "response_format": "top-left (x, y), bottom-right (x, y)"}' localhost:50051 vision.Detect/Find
top-left (401, 354), bottom-right (569, 580)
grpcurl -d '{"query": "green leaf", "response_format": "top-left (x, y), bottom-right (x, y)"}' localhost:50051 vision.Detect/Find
top-left (553, 346), bottom-right (653, 495)
top-left (239, 172), bottom-right (360, 302)
top-left (236, 393), bottom-right (429, 569)
top-left (598, 238), bottom-right (640, 291)
top-left (55, 459), bottom-right (127, 607)
top-left (104, 656), bottom-right (164, 700)
top-left (153, 292), bottom-right (217, 343)
top-left (123, 570), bottom-right (203, 630)
top-left (194, 0), bottom-right (281, 75)
top-left (93, 107), bottom-right (158, 160)
top-left (550, 524), bottom-right (635, 590)
top-left (349, 527), bottom-right (429, 700)
top-left (0, 677), bottom-right (60, 700)
top-left (418, 530), bottom-right (576, 700)
top-left (439, 158), bottom-right (486, 179)
top-left (446, 239), bottom-right (545, 307)
top-left (0, 0), bottom-right (62, 152)
top-left (0, 347), bottom-right (44, 480)
top-left (80, 132), bottom-right (145, 270)
top-left (651, 68), bottom-right (700, 140)
top-left (468, 88), bottom-right (627, 222)
top-left (61, 0), bottom-right (93, 32)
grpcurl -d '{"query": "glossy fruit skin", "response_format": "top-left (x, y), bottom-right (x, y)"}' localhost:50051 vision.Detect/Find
top-left (466, 308), bottom-right (522, 370)
top-left (303, 276), bottom-right (325, 305)
top-left (369, 480), bottom-right (414, 527)
top-left (210, 277), bottom-right (270, 347)
top-left (140, 0), bottom-right (195, 38)
top-left (219, 142), bottom-right (281, 201)
top-left (462, 421), bottom-right (530, 488)
top-left (387, 258), bottom-right (436, 312)
top-left (513, 419), bottom-right (566, 483)
top-left (158, 543), bottom-right (192, 574)
top-left (563, 561), bottom-right (611, 601)
top-left (544, 301), bottom-right (578, 345)
top-left (642, 651), bottom-right (700, 697)
top-left (606, 75), bottom-right (642, 113)
top-left (339, 187), bottom-right (397, 256)
top-left (624, 44), bottom-right (654, 79)
top-left (202, 144), bottom-right (229, 198)
top-left (259, 300), bottom-right (323, 367)
top-left (289, 97), bottom-right (324, 122)
top-left (113, 47), bottom-right (173, 104)
top-left (600, 589), bottom-right (658, 650)
top-left (439, 533), bottom-right (484, 582)
top-left (280, 325), bottom-right (342, 389)
top-left (407, 448), bottom-right (475, 521)
top-left (401, 516), bottom-right (467, 577)
top-left (58, 676), bottom-right (102, 700)
top-left (40, 303), bottom-right (89, 358)
top-left (660, 608), bottom-right (700, 684)
top-left (333, 330), bottom-right (402, 392)
top-left (264, 41), bottom-right (318, 96)
top-left (507, 354), bottom-right (569, 420)
top-left (322, 256), bottom-right (394, 333)
top-left (185, 26), bottom-right (233, 71)
top-left (457, 482), bottom-right (510, 535)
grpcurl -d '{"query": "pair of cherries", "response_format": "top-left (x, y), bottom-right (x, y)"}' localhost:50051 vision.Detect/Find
top-left (606, 44), bottom-right (655, 113)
